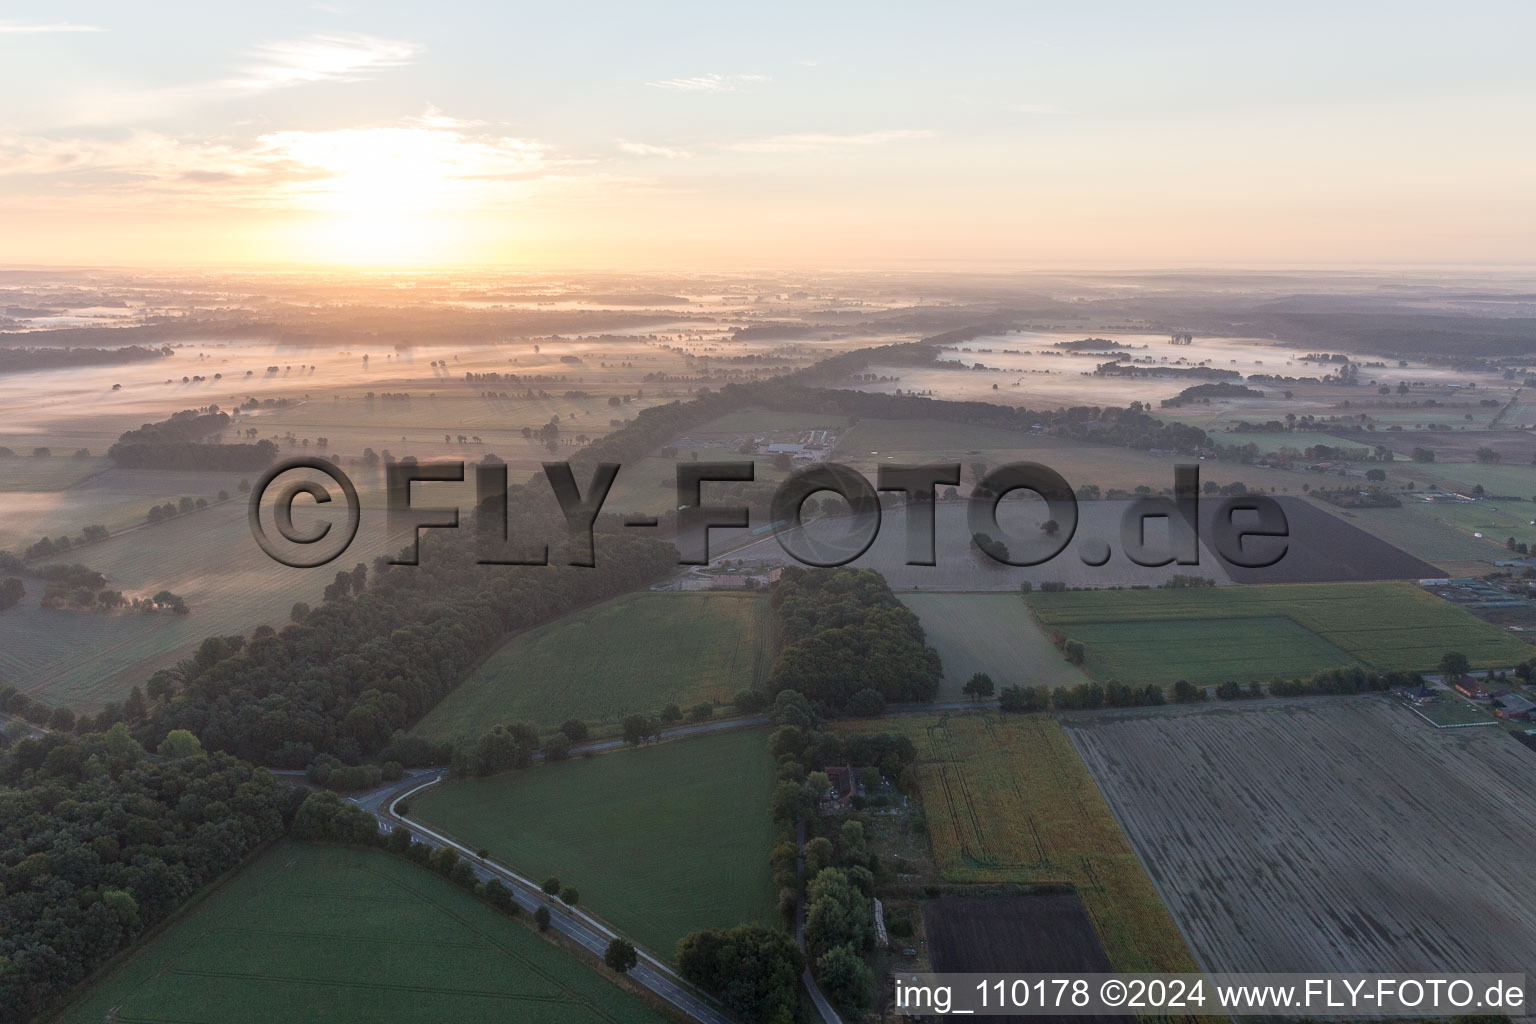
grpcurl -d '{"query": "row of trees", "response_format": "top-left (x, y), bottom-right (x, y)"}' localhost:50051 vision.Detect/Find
top-left (999, 680), bottom-right (1167, 712)
top-left (20, 524), bottom-right (109, 561)
top-left (994, 668), bottom-right (1427, 711)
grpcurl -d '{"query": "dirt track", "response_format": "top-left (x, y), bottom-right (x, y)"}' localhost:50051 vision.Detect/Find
top-left (1066, 698), bottom-right (1536, 977)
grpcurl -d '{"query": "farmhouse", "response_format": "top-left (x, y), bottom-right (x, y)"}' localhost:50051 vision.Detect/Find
top-left (821, 765), bottom-right (863, 809)
top-left (1391, 683), bottom-right (1437, 705)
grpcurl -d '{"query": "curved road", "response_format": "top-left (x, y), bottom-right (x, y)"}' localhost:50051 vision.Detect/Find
top-left (354, 770), bottom-right (735, 1024)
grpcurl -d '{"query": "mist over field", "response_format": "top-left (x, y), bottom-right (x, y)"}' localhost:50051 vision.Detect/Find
top-left (6, 2), bottom-right (1536, 1021)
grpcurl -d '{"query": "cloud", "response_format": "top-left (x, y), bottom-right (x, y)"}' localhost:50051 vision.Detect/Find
top-left (616, 140), bottom-right (692, 160)
top-left (0, 20), bottom-right (105, 33)
top-left (0, 115), bottom-right (572, 212)
top-left (1007, 103), bottom-right (1055, 115)
top-left (224, 33), bottom-right (418, 92)
top-left (645, 72), bottom-right (767, 93)
top-left (54, 33), bottom-right (420, 127)
top-left (729, 129), bottom-right (934, 153)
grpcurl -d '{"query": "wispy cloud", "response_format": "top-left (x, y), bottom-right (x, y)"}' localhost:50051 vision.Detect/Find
top-left (729, 129), bottom-right (933, 153)
top-left (0, 115), bottom-right (572, 212)
top-left (646, 72), bottom-right (767, 93)
top-left (224, 33), bottom-right (418, 92)
top-left (616, 140), bottom-right (692, 160)
top-left (0, 20), bottom-right (105, 34)
top-left (1008, 103), bottom-right (1055, 115)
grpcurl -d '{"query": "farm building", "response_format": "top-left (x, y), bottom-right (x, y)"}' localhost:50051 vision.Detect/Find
top-left (1454, 678), bottom-right (1491, 700)
top-left (1493, 692), bottom-right (1536, 719)
top-left (821, 765), bottom-right (863, 809)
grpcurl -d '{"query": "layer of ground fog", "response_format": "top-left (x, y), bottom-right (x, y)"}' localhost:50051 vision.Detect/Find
top-left (1066, 698), bottom-right (1536, 976)
top-left (58, 841), bottom-right (667, 1024)
top-left (410, 727), bottom-right (778, 958)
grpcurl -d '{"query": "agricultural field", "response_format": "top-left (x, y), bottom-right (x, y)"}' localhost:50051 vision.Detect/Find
top-left (1027, 581), bottom-right (1531, 687)
top-left (1383, 428), bottom-right (1536, 465)
top-left (1066, 699), bottom-right (1536, 976)
top-left (411, 592), bottom-right (774, 744)
top-left (57, 841), bottom-right (668, 1024)
top-left (1305, 500), bottom-right (1501, 571)
top-left (829, 416), bottom-right (1308, 496)
top-left (603, 407), bottom-right (844, 514)
top-left (410, 727), bottom-right (778, 957)
top-left (1405, 497), bottom-right (1536, 553)
top-left (1201, 496), bottom-right (1438, 584)
top-left (1411, 460), bottom-right (1536, 498)
top-left (923, 894), bottom-right (1113, 973)
top-left (853, 713), bottom-right (1197, 973)
top-left (0, 497), bottom-right (399, 711)
top-left (712, 492), bottom-right (1439, 591)
top-left (711, 500), bottom-right (1240, 590)
top-left (898, 592), bottom-right (1085, 697)
top-left (0, 464), bottom-right (245, 550)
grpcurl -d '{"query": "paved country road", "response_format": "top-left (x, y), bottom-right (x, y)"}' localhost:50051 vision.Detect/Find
top-left (354, 770), bottom-right (737, 1024)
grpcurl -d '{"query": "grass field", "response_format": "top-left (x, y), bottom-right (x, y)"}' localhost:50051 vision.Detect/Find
top-left (1306, 500), bottom-right (1501, 567)
top-left (898, 592), bottom-right (1085, 696)
top-left (411, 592), bottom-right (775, 744)
top-left (58, 841), bottom-right (668, 1024)
top-left (1414, 462), bottom-right (1536, 497)
top-left (411, 728), bottom-right (778, 957)
top-left (1407, 498), bottom-right (1536, 552)
top-left (1027, 582), bottom-right (1531, 686)
top-left (857, 713), bottom-right (1196, 973)
top-left (1067, 699), bottom-right (1536, 975)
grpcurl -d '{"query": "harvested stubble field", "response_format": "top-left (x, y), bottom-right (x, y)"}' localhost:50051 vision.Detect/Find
top-left (1065, 698), bottom-right (1536, 976)
top-left (58, 841), bottom-right (668, 1024)
top-left (1027, 581), bottom-right (1529, 686)
top-left (411, 727), bottom-right (778, 958)
top-left (411, 591), bottom-right (774, 744)
top-left (856, 713), bottom-right (1196, 973)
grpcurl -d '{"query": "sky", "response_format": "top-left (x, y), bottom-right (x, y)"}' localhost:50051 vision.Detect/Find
top-left (2, 1), bottom-right (1535, 269)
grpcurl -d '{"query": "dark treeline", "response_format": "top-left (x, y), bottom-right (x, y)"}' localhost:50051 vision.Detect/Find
top-left (0, 345), bottom-right (170, 375)
top-left (146, 499), bottom-right (676, 766)
top-left (107, 408), bottom-right (277, 471)
top-left (0, 728), bottom-right (291, 1021)
top-left (1267, 666), bottom-right (1422, 697)
top-left (1094, 361), bottom-right (1242, 381)
top-left (756, 691), bottom-right (920, 1017)
top-left (767, 567), bottom-right (941, 714)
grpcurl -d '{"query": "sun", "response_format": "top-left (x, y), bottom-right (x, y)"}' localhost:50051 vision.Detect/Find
top-left (264, 123), bottom-right (539, 265)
